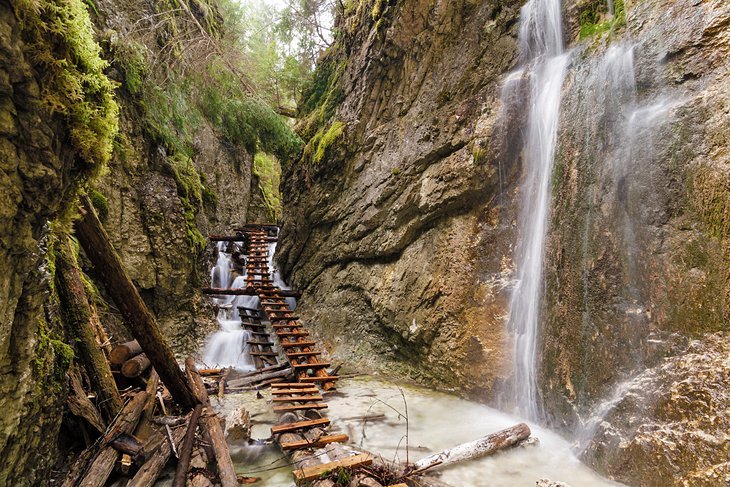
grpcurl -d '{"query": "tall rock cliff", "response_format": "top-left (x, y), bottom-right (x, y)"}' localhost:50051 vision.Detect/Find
top-left (279, 0), bottom-right (729, 484)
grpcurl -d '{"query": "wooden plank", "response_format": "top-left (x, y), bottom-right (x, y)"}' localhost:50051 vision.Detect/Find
top-left (286, 351), bottom-right (322, 358)
top-left (270, 316), bottom-right (300, 322)
top-left (203, 288), bottom-right (301, 298)
top-left (280, 434), bottom-right (349, 451)
top-left (249, 351), bottom-right (278, 357)
top-left (247, 340), bottom-right (274, 346)
top-left (270, 388), bottom-right (319, 395)
top-left (292, 362), bottom-right (330, 370)
top-left (276, 331), bottom-right (310, 337)
top-left (292, 454), bottom-right (372, 482)
top-left (271, 383), bottom-right (317, 388)
top-left (273, 324), bottom-right (300, 329)
top-left (272, 403), bottom-right (328, 413)
top-left (300, 376), bottom-right (339, 383)
top-left (271, 418), bottom-right (330, 435)
top-left (280, 341), bottom-right (316, 348)
top-left (271, 395), bottom-right (323, 403)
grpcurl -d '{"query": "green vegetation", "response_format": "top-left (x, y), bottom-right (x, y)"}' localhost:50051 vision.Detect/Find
top-left (254, 153), bottom-right (283, 221)
top-left (303, 120), bottom-right (345, 164)
top-left (88, 188), bottom-right (109, 220)
top-left (167, 155), bottom-right (209, 252)
top-left (14, 0), bottom-right (119, 171)
top-left (579, 0), bottom-right (626, 39)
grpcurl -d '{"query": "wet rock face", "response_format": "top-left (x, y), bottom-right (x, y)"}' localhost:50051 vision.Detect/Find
top-left (279, 0), bottom-right (524, 392)
top-left (90, 0), bottom-right (257, 353)
top-left (0, 5), bottom-right (75, 484)
top-left (581, 333), bottom-right (730, 486)
top-left (541, 0), bottom-right (730, 426)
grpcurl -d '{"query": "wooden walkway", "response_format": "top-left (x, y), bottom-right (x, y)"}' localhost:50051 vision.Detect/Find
top-left (206, 226), bottom-right (373, 484)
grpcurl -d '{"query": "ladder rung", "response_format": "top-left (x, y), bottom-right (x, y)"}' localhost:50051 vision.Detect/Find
top-left (271, 418), bottom-right (330, 434)
top-left (292, 362), bottom-right (330, 370)
top-left (286, 351), bottom-right (321, 358)
top-left (270, 388), bottom-right (319, 395)
top-left (273, 403), bottom-right (328, 412)
top-left (280, 341), bottom-right (316, 348)
top-left (249, 351), bottom-right (278, 356)
top-left (271, 382), bottom-right (314, 388)
top-left (276, 331), bottom-right (310, 337)
top-left (247, 340), bottom-right (274, 346)
top-left (270, 316), bottom-right (300, 322)
top-left (271, 395), bottom-right (323, 403)
top-left (281, 434), bottom-right (349, 451)
top-left (299, 376), bottom-right (339, 382)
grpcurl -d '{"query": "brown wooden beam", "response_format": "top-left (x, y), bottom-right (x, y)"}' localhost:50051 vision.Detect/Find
top-left (202, 287), bottom-right (301, 298)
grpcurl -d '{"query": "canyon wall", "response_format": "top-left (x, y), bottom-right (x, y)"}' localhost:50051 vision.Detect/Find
top-left (279, 0), bottom-right (729, 484)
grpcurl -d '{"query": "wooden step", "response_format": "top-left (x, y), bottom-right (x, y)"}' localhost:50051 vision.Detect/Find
top-left (271, 382), bottom-right (314, 388)
top-left (286, 351), bottom-right (322, 358)
top-left (276, 331), bottom-right (310, 337)
top-left (281, 434), bottom-right (349, 451)
top-left (249, 351), bottom-right (278, 357)
top-left (293, 453), bottom-right (372, 482)
top-left (292, 362), bottom-right (330, 371)
top-left (241, 323), bottom-right (266, 329)
top-left (271, 395), bottom-right (323, 403)
top-left (272, 324), bottom-right (300, 329)
top-left (270, 418), bottom-right (330, 434)
top-left (271, 388), bottom-right (319, 396)
top-left (247, 340), bottom-right (274, 346)
top-left (280, 341), bottom-right (316, 348)
top-left (270, 316), bottom-right (300, 322)
top-left (299, 376), bottom-right (339, 383)
top-left (273, 403), bottom-right (328, 413)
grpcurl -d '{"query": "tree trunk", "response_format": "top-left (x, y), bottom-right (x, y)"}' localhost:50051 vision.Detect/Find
top-left (172, 403), bottom-right (203, 487)
top-left (122, 353), bottom-right (152, 378)
top-left (184, 358), bottom-right (239, 487)
top-left (66, 366), bottom-right (106, 434)
top-left (128, 424), bottom-right (186, 487)
top-left (76, 392), bottom-right (149, 487)
top-left (226, 368), bottom-right (293, 389)
top-left (411, 423), bottom-right (531, 471)
top-left (75, 195), bottom-right (195, 410)
top-left (110, 340), bottom-right (143, 366)
top-left (56, 238), bottom-right (123, 421)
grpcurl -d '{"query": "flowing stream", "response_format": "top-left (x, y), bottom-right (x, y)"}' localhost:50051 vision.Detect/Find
top-left (498, 0), bottom-right (570, 420)
top-left (219, 377), bottom-right (620, 486)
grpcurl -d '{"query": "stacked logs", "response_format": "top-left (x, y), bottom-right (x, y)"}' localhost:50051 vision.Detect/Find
top-left (59, 196), bottom-right (240, 487)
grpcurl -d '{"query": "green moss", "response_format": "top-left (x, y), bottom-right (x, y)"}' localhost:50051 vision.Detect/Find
top-left (391, 167), bottom-right (400, 176)
top-left (112, 39), bottom-right (147, 95)
top-left (167, 155), bottom-right (208, 252)
top-left (298, 56), bottom-right (347, 141)
top-left (578, 0), bottom-right (625, 40)
top-left (253, 152), bottom-right (282, 221)
top-left (313, 121), bottom-right (345, 164)
top-left (88, 188), bottom-right (109, 220)
top-left (142, 80), bottom-right (203, 158)
top-left (372, 0), bottom-right (385, 20)
top-left (14, 0), bottom-right (119, 170)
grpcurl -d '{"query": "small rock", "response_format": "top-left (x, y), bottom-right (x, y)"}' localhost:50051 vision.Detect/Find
top-left (536, 479), bottom-right (571, 487)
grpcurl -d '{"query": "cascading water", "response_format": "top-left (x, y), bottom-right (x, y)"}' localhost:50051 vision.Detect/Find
top-left (498, 0), bottom-right (570, 420)
top-left (211, 241), bottom-right (233, 289)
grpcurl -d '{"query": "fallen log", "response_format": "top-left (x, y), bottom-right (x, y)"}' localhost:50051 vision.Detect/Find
top-left (202, 287), bottom-right (301, 298)
top-left (172, 403), bottom-right (203, 487)
top-left (75, 195), bottom-right (196, 410)
top-left (122, 353), bottom-right (152, 378)
top-left (110, 340), bottom-right (143, 366)
top-left (411, 423), bottom-right (531, 472)
top-left (185, 358), bottom-right (238, 487)
top-left (67, 367), bottom-right (106, 434)
top-left (56, 238), bottom-right (123, 421)
top-left (128, 424), bottom-right (187, 487)
top-left (226, 368), bottom-right (293, 389)
top-left (75, 391), bottom-right (148, 487)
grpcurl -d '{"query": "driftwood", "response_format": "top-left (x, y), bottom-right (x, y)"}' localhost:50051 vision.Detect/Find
top-left (67, 367), bottom-right (106, 434)
top-left (226, 368), bottom-right (293, 389)
top-left (122, 353), bottom-right (152, 378)
top-left (109, 433), bottom-right (143, 458)
top-left (75, 195), bottom-right (196, 410)
top-left (75, 391), bottom-right (148, 487)
top-left (56, 238), bottom-right (122, 421)
top-left (128, 425), bottom-right (186, 487)
top-left (110, 340), bottom-right (143, 366)
top-left (184, 358), bottom-right (238, 487)
top-left (411, 423), bottom-right (531, 472)
top-left (172, 404), bottom-right (203, 487)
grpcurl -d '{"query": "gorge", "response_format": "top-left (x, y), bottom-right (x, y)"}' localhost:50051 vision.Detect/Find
top-left (0, 0), bottom-right (728, 486)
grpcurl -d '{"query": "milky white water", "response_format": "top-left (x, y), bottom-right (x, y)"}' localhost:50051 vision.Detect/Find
top-left (218, 377), bottom-right (621, 486)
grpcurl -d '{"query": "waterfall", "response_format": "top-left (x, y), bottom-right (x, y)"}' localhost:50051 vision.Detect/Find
top-left (498, 0), bottom-right (570, 420)
top-left (211, 241), bottom-right (232, 288)
top-left (202, 310), bottom-right (256, 370)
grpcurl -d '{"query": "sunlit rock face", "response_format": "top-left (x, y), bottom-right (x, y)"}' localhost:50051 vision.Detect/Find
top-left (278, 0), bottom-right (525, 395)
top-left (581, 333), bottom-right (730, 486)
top-left (280, 0), bottom-right (729, 484)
